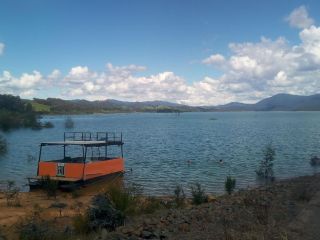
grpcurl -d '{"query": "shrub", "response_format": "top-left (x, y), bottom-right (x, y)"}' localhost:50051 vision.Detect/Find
top-left (50, 202), bottom-right (67, 217)
top-left (0, 135), bottom-right (7, 155)
top-left (256, 143), bottom-right (276, 181)
top-left (87, 194), bottom-right (124, 231)
top-left (174, 184), bottom-right (186, 207)
top-left (0, 95), bottom-right (40, 130)
top-left (225, 176), bottom-right (236, 195)
top-left (106, 183), bottom-right (140, 216)
top-left (5, 180), bottom-right (20, 206)
top-left (18, 218), bottom-right (50, 240)
top-left (71, 190), bottom-right (81, 199)
top-left (41, 176), bottom-right (58, 198)
top-left (142, 197), bottom-right (163, 214)
top-left (292, 183), bottom-right (314, 202)
top-left (310, 156), bottom-right (320, 166)
top-left (32, 203), bottom-right (43, 218)
top-left (64, 117), bottom-right (74, 129)
top-left (17, 216), bottom-right (67, 240)
top-left (42, 121), bottom-right (54, 128)
top-left (72, 214), bottom-right (90, 234)
top-left (191, 183), bottom-right (208, 205)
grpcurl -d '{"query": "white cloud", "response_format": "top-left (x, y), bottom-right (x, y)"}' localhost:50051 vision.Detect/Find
top-left (64, 66), bottom-right (97, 84)
top-left (286, 5), bottom-right (314, 29)
top-left (48, 69), bottom-right (61, 79)
top-left (0, 70), bottom-right (45, 97)
top-left (202, 54), bottom-right (225, 66)
top-left (199, 24), bottom-right (320, 104)
top-left (0, 43), bottom-right (4, 55)
top-left (1, 6), bottom-right (320, 106)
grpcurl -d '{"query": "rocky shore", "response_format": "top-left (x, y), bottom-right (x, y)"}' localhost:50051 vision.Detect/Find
top-left (1, 174), bottom-right (320, 239)
top-left (104, 174), bottom-right (320, 240)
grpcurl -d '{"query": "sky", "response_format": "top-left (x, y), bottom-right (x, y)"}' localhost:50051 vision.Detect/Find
top-left (0, 0), bottom-right (320, 105)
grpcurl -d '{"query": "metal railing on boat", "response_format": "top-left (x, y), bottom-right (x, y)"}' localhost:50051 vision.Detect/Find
top-left (64, 131), bottom-right (123, 145)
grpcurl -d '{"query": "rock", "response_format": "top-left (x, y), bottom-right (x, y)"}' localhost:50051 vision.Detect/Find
top-left (159, 230), bottom-right (167, 240)
top-left (100, 228), bottom-right (108, 239)
top-left (207, 195), bottom-right (216, 203)
top-left (128, 236), bottom-right (141, 240)
top-left (178, 222), bottom-right (190, 232)
top-left (132, 226), bottom-right (143, 236)
top-left (141, 230), bottom-right (153, 239)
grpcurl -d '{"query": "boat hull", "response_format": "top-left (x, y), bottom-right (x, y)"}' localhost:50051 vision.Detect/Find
top-left (29, 157), bottom-right (125, 190)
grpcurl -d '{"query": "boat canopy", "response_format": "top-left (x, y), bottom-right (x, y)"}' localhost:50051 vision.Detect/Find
top-left (41, 141), bottom-right (111, 147)
top-left (40, 131), bottom-right (124, 147)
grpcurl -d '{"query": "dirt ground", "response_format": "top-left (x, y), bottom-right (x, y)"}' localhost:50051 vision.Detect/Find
top-left (0, 178), bottom-right (118, 239)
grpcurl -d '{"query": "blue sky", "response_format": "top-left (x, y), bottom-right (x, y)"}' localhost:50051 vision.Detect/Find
top-left (0, 1), bottom-right (320, 105)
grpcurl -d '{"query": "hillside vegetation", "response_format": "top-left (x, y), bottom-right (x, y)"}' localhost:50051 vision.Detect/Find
top-left (0, 94), bottom-right (41, 130)
top-left (31, 98), bottom-right (201, 114)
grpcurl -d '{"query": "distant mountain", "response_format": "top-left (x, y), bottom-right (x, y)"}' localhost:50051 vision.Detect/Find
top-left (216, 93), bottom-right (320, 111)
top-left (31, 98), bottom-right (203, 114)
top-left (30, 93), bottom-right (320, 114)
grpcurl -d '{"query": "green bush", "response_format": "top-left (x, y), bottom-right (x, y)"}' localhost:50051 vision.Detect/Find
top-left (0, 135), bottom-right (7, 155)
top-left (49, 202), bottom-right (67, 217)
top-left (64, 117), bottom-right (74, 129)
top-left (225, 176), bottom-right (236, 195)
top-left (106, 183), bottom-right (142, 216)
top-left (191, 183), bottom-right (208, 205)
top-left (87, 194), bottom-right (124, 231)
top-left (0, 94), bottom-right (40, 130)
top-left (42, 121), bottom-right (54, 128)
top-left (72, 214), bottom-right (90, 234)
top-left (142, 196), bottom-right (163, 214)
top-left (5, 180), bottom-right (20, 206)
top-left (292, 183), bottom-right (315, 202)
top-left (256, 143), bottom-right (276, 181)
top-left (17, 217), bottom-right (68, 240)
top-left (41, 176), bottom-right (58, 198)
top-left (174, 184), bottom-right (186, 207)
top-left (310, 156), bottom-right (320, 166)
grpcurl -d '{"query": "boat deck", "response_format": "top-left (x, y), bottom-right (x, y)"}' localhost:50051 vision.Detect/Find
top-left (41, 140), bottom-right (123, 147)
top-left (28, 176), bottom-right (80, 182)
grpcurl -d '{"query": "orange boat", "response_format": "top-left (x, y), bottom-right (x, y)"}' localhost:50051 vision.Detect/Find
top-left (28, 131), bottom-right (124, 189)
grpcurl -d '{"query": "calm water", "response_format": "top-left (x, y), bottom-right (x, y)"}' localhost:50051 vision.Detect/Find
top-left (1, 112), bottom-right (320, 195)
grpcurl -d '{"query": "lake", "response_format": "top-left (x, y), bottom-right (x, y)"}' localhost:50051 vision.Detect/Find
top-left (1, 112), bottom-right (320, 195)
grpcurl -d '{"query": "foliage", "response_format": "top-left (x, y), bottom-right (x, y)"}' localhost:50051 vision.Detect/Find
top-left (42, 121), bottom-right (54, 128)
top-left (50, 202), bottom-right (67, 217)
top-left (106, 183), bottom-right (141, 216)
top-left (310, 156), bottom-right (320, 166)
top-left (141, 196), bottom-right (163, 214)
top-left (31, 101), bottom-right (51, 113)
top-left (4, 180), bottom-right (20, 206)
top-left (71, 190), bottom-right (81, 198)
top-left (243, 191), bottom-right (271, 225)
top-left (41, 176), bottom-right (58, 198)
top-left (225, 176), bottom-right (236, 195)
top-left (292, 183), bottom-right (315, 202)
top-left (72, 214), bottom-right (90, 234)
top-left (87, 193), bottom-right (124, 231)
top-left (0, 94), bottom-right (40, 130)
top-left (0, 134), bottom-right (7, 155)
top-left (64, 117), bottom-right (74, 129)
top-left (174, 184), bottom-right (186, 207)
top-left (191, 183), bottom-right (208, 205)
top-left (17, 216), bottom-right (68, 240)
top-left (256, 143), bottom-right (276, 181)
